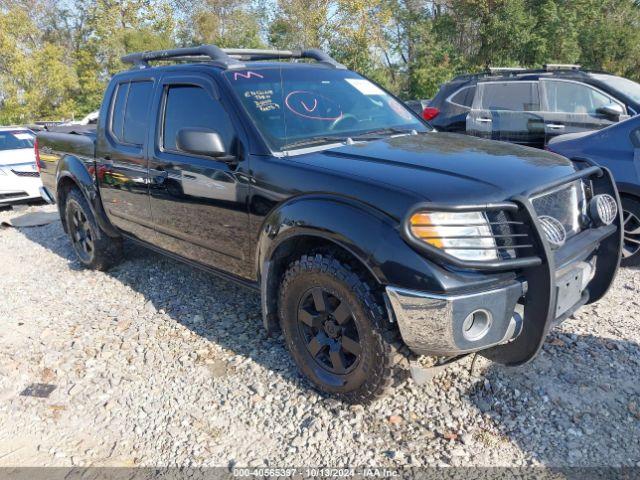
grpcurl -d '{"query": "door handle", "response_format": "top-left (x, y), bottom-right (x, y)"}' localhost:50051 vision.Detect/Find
top-left (477, 118), bottom-right (493, 123)
top-left (546, 124), bottom-right (566, 130)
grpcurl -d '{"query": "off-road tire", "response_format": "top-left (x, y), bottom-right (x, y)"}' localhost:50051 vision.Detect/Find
top-left (621, 196), bottom-right (640, 267)
top-left (65, 187), bottom-right (122, 271)
top-left (278, 253), bottom-right (406, 404)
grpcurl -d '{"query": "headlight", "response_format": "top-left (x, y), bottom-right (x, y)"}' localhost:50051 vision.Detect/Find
top-left (408, 211), bottom-right (498, 261)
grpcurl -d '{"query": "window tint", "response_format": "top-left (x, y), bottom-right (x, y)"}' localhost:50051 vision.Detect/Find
top-left (480, 82), bottom-right (540, 111)
top-left (110, 83), bottom-right (129, 141)
top-left (123, 82), bottom-right (153, 145)
top-left (450, 86), bottom-right (476, 108)
top-left (163, 85), bottom-right (235, 153)
top-left (544, 81), bottom-right (619, 114)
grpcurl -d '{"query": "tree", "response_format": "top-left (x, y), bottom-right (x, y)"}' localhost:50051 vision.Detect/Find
top-left (186, 0), bottom-right (265, 48)
top-left (0, 7), bottom-right (78, 123)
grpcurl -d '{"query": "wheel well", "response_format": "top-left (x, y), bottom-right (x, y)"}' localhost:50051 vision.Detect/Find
top-left (262, 235), bottom-right (383, 333)
top-left (619, 192), bottom-right (639, 203)
top-left (56, 176), bottom-right (79, 232)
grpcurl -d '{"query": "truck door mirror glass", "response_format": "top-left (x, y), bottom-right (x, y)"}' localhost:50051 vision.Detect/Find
top-left (176, 128), bottom-right (226, 158)
top-left (597, 103), bottom-right (624, 120)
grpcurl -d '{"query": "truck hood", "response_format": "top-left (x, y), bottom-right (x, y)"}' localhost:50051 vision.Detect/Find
top-left (294, 132), bottom-right (576, 204)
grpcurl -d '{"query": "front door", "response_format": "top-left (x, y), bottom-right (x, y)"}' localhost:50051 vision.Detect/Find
top-left (147, 75), bottom-right (251, 278)
top-left (466, 81), bottom-right (545, 148)
top-left (540, 79), bottom-right (626, 145)
top-left (96, 79), bottom-right (157, 242)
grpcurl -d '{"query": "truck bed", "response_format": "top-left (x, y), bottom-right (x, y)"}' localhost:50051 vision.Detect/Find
top-left (37, 127), bottom-right (97, 201)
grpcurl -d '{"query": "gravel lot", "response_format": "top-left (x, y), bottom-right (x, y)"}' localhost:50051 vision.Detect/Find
top-left (0, 204), bottom-right (639, 469)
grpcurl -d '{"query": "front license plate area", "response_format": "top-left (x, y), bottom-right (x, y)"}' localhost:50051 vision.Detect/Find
top-left (555, 267), bottom-right (584, 318)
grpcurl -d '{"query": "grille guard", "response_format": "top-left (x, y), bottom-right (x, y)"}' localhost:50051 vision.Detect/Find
top-left (402, 165), bottom-right (622, 366)
top-left (402, 165), bottom-right (615, 272)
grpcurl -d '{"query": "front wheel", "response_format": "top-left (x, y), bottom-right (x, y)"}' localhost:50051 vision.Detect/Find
top-left (621, 196), bottom-right (640, 267)
top-left (65, 188), bottom-right (122, 271)
top-left (278, 254), bottom-right (403, 404)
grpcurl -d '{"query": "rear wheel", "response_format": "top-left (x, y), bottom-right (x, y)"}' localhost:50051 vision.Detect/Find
top-left (621, 196), bottom-right (640, 267)
top-left (65, 188), bottom-right (122, 270)
top-left (278, 253), bottom-right (403, 404)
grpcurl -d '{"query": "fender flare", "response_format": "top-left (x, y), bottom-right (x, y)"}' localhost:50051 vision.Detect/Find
top-left (56, 154), bottom-right (120, 238)
top-left (255, 194), bottom-right (448, 332)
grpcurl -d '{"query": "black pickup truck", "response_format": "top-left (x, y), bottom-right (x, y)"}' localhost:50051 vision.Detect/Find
top-left (37, 46), bottom-right (622, 404)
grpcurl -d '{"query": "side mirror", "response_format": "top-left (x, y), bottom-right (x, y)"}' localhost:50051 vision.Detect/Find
top-left (597, 104), bottom-right (624, 120)
top-left (176, 128), bottom-right (226, 158)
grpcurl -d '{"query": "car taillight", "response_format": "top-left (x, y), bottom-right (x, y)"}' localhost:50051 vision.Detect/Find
top-left (34, 138), bottom-right (42, 173)
top-left (422, 107), bottom-right (440, 121)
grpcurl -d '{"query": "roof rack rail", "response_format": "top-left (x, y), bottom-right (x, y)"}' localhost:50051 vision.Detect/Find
top-left (488, 67), bottom-right (527, 74)
top-left (544, 63), bottom-right (581, 71)
top-left (121, 45), bottom-right (346, 70)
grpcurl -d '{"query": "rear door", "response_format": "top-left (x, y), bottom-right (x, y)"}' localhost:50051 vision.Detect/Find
top-left (147, 74), bottom-right (251, 277)
top-left (540, 79), bottom-right (626, 144)
top-left (96, 78), bottom-right (157, 242)
top-left (467, 81), bottom-right (545, 148)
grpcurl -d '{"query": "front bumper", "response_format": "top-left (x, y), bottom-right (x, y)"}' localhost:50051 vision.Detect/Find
top-left (386, 282), bottom-right (524, 356)
top-left (390, 166), bottom-right (622, 362)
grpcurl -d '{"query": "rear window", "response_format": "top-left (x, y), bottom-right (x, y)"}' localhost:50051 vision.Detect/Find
top-left (0, 131), bottom-right (34, 151)
top-left (479, 82), bottom-right (540, 111)
top-left (109, 81), bottom-right (153, 146)
top-left (449, 86), bottom-right (476, 108)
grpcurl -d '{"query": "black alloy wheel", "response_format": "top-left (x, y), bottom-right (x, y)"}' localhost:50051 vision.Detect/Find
top-left (278, 254), bottom-right (403, 404)
top-left (64, 187), bottom-right (123, 271)
top-left (68, 202), bottom-right (95, 263)
top-left (297, 287), bottom-right (362, 375)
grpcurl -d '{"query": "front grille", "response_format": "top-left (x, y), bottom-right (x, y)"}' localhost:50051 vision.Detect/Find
top-left (11, 169), bottom-right (40, 178)
top-left (487, 210), bottom-right (534, 260)
top-left (531, 180), bottom-right (587, 239)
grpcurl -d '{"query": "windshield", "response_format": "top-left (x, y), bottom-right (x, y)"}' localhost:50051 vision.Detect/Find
top-left (592, 74), bottom-right (640, 104)
top-left (225, 67), bottom-right (427, 151)
top-left (0, 130), bottom-right (34, 151)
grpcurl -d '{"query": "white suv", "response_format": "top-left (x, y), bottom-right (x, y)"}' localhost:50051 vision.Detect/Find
top-left (0, 127), bottom-right (43, 205)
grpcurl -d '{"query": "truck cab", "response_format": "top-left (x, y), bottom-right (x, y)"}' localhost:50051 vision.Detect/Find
top-left (38, 46), bottom-right (622, 404)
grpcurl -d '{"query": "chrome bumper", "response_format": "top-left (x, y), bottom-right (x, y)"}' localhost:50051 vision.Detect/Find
top-left (386, 282), bottom-right (525, 356)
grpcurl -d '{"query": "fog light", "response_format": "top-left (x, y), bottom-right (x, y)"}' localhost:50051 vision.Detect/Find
top-left (539, 215), bottom-right (567, 249)
top-left (589, 194), bottom-right (618, 226)
top-left (462, 309), bottom-right (492, 341)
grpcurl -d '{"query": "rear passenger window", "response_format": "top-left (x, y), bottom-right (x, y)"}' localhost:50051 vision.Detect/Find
top-left (162, 85), bottom-right (235, 153)
top-left (450, 86), bottom-right (476, 108)
top-left (109, 81), bottom-right (153, 146)
top-left (110, 84), bottom-right (129, 142)
top-left (480, 82), bottom-right (540, 111)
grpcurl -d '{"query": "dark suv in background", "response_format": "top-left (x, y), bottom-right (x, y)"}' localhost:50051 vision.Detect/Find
top-left (426, 65), bottom-right (640, 148)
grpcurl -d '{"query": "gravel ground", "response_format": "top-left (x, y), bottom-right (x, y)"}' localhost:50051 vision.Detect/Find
top-left (0, 204), bottom-right (639, 469)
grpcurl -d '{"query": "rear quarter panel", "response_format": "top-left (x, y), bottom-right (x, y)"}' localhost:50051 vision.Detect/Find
top-left (37, 131), bottom-right (96, 199)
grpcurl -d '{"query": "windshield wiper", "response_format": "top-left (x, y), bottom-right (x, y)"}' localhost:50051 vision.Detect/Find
top-left (281, 136), bottom-right (352, 150)
top-left (351, 127), bottom-right (418, 140)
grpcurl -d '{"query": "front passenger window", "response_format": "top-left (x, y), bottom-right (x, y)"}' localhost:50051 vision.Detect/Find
top-left (544, 81), bottom-right (621, 115)
top-left (162, 85), bottom-right (235, 153)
